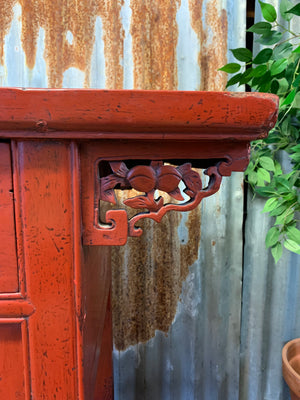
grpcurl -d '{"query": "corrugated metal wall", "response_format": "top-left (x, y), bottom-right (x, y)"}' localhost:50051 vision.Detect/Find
top-left (0, 1), bottom-right (299, 399)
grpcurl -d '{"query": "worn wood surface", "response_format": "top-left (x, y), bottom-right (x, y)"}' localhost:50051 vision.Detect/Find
top-left (0, 89), bottom-right (278, 139)
top-left (0, 141), bottom-right (113, 399)
top-left (0, 320), bottom-right (28, 399)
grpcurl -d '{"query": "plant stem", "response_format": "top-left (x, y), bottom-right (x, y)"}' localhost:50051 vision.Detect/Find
top-left (275, 22), bottom-right (297, 37)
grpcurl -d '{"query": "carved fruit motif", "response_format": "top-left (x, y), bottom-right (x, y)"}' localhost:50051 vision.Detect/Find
top-left (99, 161), bottom-right (203, 211)
top-left (156, 165), bottom-right (182, 193)
top-left (126, 166), bottom-right (156, 192)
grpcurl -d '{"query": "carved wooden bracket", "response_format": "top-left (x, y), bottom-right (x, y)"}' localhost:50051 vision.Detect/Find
top-left (97, 159), bottom-right (231, 238)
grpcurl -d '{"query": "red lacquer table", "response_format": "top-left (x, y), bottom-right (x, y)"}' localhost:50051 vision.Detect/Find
top-left (0, 89), bottom-right (277, 399)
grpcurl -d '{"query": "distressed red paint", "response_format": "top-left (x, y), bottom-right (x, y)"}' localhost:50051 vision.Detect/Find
top-left (0, 88), bottom-right (278, 397)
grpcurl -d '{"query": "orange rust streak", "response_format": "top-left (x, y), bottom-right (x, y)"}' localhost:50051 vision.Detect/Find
top-left (189, 0), bottom-right (228, 90)
top-left (0, 0), bottom-right (124, 88)
top-left (130, 0), bottom-right (181, 90)
top-left (98, 0), bottom-right (124, 89)
top-left (112, 189), bottom-right (201, 351)
top-left (0, 0), bottom-right (16, 66)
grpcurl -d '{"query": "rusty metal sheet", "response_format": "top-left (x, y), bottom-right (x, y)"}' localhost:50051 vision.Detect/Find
top-left (113, 173), bottom-right (245, 400)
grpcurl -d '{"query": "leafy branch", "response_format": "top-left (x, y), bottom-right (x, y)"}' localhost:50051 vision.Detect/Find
top-left (219, 0), bottom-right (300, 263)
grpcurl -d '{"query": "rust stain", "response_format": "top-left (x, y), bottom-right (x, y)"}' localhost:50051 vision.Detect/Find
top-left (111, 190), bottom-right (201, 351)
top-left (189, 0), bottom-right (228, 90)
top-left (0, 0), bottom-right (16, 66)
top-left (0, 0), bottom-right (124, 88)
top-left (130, 0), bottom-right (181, 90)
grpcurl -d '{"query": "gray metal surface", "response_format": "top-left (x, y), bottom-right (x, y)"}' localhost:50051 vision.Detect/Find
top-left (113, 173), bottom-right (245, 400)
top-left (0, 0), bottom-right (298, 399)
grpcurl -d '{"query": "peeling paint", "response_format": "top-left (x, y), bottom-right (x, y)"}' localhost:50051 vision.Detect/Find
top-left (112, 189), bottom-right (201, 351)
top-left (0, 0), bottom-right (124, 87)
top-left (130, 0), bottom-right (181, 89)
top-left (188, 0), bottom-right (228, 90)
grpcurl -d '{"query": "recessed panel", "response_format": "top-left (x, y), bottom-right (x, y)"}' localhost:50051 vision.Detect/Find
top-left (0, 143), bottom-right (18, 293)
top-left (0, 322), bottom-right (26, 399)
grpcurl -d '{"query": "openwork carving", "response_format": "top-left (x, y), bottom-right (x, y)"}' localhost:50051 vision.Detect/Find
top-left (97, 159), bottom-right (232, 238)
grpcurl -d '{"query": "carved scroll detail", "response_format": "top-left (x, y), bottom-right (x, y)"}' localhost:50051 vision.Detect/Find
top-left (97, 159), bottom-right (231, 238)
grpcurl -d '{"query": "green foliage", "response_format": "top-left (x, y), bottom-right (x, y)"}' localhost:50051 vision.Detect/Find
top-left (219, 0), bottom-right (300, 263)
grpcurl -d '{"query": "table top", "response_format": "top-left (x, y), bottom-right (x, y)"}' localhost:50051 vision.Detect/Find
top-left (0, 88), bottom-right (278, 140)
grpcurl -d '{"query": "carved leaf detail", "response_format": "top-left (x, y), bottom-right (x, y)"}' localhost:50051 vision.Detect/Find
top-left (110, 161), bottom-right (129, 178)
top-left (177, 163), bottom-right (192, 176)
top-left (100, 189), bottom-right (116, 204)
top-left (182, 169), bottom-right (202, 193)
top-left (100, 175), bottom-right (124, 204)
top-left (124, 195), bottom-right (156, 210)
top-left (101, 175), bottom-right (120, 191)
top-left (168, 187), bottom-right (184, 201)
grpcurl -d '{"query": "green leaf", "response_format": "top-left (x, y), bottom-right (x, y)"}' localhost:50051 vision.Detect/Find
top-left (277, 78), bottom-right (289, 95)
top-left (219, 63), bottom-right (241, 73)
top-left (239, 69), bottom-right (254, 84)
top-left (292, 73), bottom-right (300, 88)
top-left (280, 0), bottom-right (295, 20)
top-left (290, 152), bottom-right (300, 162)
top-left (286, 4), bottom-right (300, 16)
top-left (274, 161), bottom-right (283, 175)
top-left (263, 197), bottom-right (279, 212)
top-left (257, 167), bottom-right (271, 183)
top-left (225, 73), bottom-right (243, 88)
top-left (270, 58), bottom-right (288, 76)
top-left (276, 211), bottom-right (294, 225)
top-left (287, 226), bottom-right (300, 244)
top-left (293, 46), bottom-right (300, 54)
top-left (247, 22), bottom-right (272, 34)
top-left (273, 42), bottom-right (293, 60)
top-left (259, 80), bottom-right (272, 92)
top-left (259, 0), bottom-right (277, 22)
top-left (255, 186), bottom-right (277, 197)
top-left (247, 170), bottom-right (258, 185)
top-left (270, 203), bottom-right (289, 216)
top-left (271, 80), bottom-right (279, 94)
top-left (271, 242), bottom-right (283, 263)
top-left (284, 239), bottom-right (300, 254)
top-left (253, 48), bottom-right (273, 64)
top-left (252, 70), bottom-right (272, 89)
top-left (230, 48), bottom-right (252, 62)
top-left (266, 227), bottom-right (280, 248)
top-left (285, 60), bottom-right (298, 84)
top-left (256, 31), bottom-right (282, 45)
top-left (275, 176), bottom-right (292, 191)
top-left (281, 89), bottom-right (296, 106)
top-left (292, 91), bottom-right (300, 108)
top-left (259, 156), bottom-right (275, 171)
top-left (251, 65), bottom-right (268, 77)
top-left (291, 144), bottom-right (300, 152)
